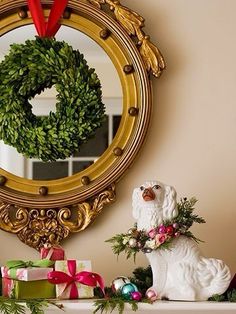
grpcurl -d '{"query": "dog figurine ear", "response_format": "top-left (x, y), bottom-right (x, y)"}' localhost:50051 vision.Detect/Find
top-left (162, 185), bottom-right (178, 220)
top-left (132, 188), bottom-right (141, 219)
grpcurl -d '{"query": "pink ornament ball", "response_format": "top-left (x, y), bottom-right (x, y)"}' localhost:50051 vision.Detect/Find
top-left (158, 225), bottom-right (166, 234)
top-left (174, 231), bottom-right (180, 237)
top-left (146, 289), bottom-right (158, 301)
top-left (131, 291), bottom-right (142, 301)
top-left (173, 222), bottom-right (179, 229)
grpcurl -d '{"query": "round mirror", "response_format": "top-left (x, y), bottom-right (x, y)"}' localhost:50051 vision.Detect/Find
top-left (0, 0), bottom-right (165, 250)
top-left (0, 25), bottom-right (123, 180)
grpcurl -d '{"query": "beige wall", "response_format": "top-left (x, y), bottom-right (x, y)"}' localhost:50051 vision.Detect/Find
top-left (0, 0), bottom-right (235, 285)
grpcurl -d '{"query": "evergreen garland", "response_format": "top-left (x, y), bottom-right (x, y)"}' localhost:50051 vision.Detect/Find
top-left (0, 37), bottom-right (105, 161)
top-left (0, 298), bottom-right (63, 314)
top-left (93, 298), bottom-right (140, 314)
top-left (209, 289), bottom-right (236, 302)
top-left (129, 266), bottom-right (152, 296)
top-left (93, 266), bottom-right (153, 314)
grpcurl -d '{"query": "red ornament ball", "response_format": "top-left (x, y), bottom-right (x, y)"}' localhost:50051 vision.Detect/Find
top-left (166, 226), bottom-right (174, 235)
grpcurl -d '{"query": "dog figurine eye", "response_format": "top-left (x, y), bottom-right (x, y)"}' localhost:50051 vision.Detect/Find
top-left (140, 186), bottom-right (145, 191)
top-left (153, 185), bottom-right (161, 190)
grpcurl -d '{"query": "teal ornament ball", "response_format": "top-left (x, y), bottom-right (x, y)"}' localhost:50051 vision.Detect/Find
top-left (121, 283), bottom-right (138, 300)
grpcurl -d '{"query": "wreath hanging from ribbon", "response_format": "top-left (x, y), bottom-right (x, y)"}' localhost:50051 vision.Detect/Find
top-left (0, 0), bottom-right (105, 162)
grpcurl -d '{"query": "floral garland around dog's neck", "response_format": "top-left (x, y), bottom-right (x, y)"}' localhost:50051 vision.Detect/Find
top-left (106, 198), bottom-right (205, 260)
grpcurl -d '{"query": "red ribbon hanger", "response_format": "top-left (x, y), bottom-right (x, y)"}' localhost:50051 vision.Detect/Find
top-left (27, 0), bottom-right (68, 37)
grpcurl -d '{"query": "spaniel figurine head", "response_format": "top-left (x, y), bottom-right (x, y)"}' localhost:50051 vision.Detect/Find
top-left (132, 181), bottom-right (178, 231)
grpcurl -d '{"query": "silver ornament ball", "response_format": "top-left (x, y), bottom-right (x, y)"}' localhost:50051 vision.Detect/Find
top-left (128, 238), bottom-right (137, 248)
top-left (111, 276), bottom-right (131, 293)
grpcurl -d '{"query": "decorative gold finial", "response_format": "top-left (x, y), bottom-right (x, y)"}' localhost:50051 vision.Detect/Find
top-left (88, 0), bottom-right (166, 77)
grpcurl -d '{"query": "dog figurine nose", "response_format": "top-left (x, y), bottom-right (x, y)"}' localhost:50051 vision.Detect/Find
top-left (142, 187), bottom-right (156, 201)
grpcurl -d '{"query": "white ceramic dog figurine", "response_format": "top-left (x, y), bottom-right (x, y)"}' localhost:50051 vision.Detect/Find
top-left (132, 181), bottom-right (231, 301)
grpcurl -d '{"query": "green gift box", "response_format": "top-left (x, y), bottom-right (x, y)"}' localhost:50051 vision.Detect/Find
top-left (2, 277), bottom-right (55, 299)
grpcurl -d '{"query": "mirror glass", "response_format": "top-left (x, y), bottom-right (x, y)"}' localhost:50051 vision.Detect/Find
top-left (0, 25), bottom-right (122, 180)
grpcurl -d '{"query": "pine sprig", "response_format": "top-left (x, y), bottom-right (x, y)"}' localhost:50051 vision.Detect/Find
top-left (26, 300), bottom-right (64, 314)
top-left (106, 233), bottom-right (131, 256)
top-left (0, 298), bottom-right (63, 314)
top-left (227, 290), bottom-right (236, 302)
top-left (129, 266), bottom-right (153, 296)
top-left (93, 298), bottom-right (150, 314)
top-left (117, 299), bottom-right (125, 314)
top-left (26, 300), bottom-right (48, 314)
top-left (209, 289), bottom-right (236, 302)
top-left (176, 197), bottom-right (205, 228)
top-left (0, 299), bottom-right (25, 314)
top-left (9, 302), bottom-right (25, 314)
top-left (0, 302), bottom-right (12, 314)
top-left (106, 234), bottom-right (140, 261)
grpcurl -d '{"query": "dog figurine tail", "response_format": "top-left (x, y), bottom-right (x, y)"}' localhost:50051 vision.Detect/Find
top-left (197, 257), bottom-right (231, 299)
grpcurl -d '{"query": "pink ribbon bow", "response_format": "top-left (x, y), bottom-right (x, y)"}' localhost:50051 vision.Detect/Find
top-left (47, 260), bottom-right (105, 299)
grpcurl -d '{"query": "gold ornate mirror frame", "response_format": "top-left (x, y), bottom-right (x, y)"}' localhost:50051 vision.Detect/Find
top-left (0, 0), bottom-right (165, 250)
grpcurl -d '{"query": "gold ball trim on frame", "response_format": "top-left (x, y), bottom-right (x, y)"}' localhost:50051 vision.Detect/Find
top-left (0, 176), bottom-right (7, 186)
top-left (99, 28), bottom-right (111, 39)
top-left (0, 0), bottom-right (165, 249)
top-left (39, 186), bottom-right (48, 196)
top-left (18, 8), bottom-right (27, 19)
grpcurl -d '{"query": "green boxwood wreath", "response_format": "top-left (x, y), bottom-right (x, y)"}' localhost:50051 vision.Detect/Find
top-left (0, 37), bottom-right (105, 162)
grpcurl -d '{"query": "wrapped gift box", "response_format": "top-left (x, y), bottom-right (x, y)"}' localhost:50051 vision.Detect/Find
top-left (1, 266), bottom-right (54, 281)
top-left (1, 259), bottom-right (54, 281)
top-left (40, 245), bottom-right (65, 261)
top-left (48, 260), bottom-right (94, 299)
top-left (2, 277), bottom-right (55, 299)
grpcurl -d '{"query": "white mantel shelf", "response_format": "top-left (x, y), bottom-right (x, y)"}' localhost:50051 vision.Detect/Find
top-left (40, 300), bottom-right (236, 314)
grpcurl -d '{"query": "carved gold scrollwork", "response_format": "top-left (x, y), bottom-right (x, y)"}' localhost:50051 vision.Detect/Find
top-left (89, 0), bottom-right (106, 8)
top-left (17, 208), bottom-right (69, 250)
top-left (0, 203), bottom-right (29, 233)
top-left (58, 184), bottom-right (116, 233)
top-left (0, 185), bottom-right (116, 250)
top-left (88, 0), bottom-right (166, 77)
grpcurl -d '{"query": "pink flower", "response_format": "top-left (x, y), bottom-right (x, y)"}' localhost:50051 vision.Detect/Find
top-left (148, 228), bottom-right (158, 239)
top-left (155, 233), bottom-right (168, 245)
